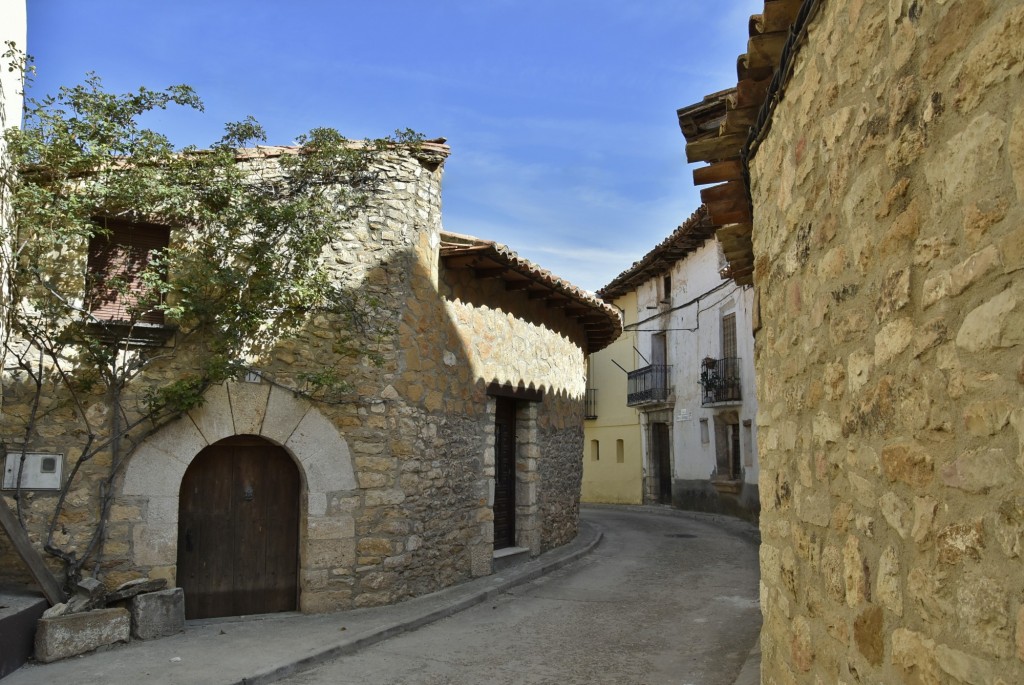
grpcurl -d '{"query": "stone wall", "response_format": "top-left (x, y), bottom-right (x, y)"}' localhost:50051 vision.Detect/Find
top-left (441, 262), bottom-right (588, 554)
top-left (2, 140), bottom-right (594, 613)
top-left (751, 1), bottom-right (1024, 683)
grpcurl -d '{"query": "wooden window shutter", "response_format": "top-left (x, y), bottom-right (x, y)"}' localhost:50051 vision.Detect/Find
top-left (721, 312), bottom-right (737, 359)
top-left (87, 220), bottom-right (170, 325)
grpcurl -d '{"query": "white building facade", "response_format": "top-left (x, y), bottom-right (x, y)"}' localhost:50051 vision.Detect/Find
top-left (598, 207), bottom-right (759, 521)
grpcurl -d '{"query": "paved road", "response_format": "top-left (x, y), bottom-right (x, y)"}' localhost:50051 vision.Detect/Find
top-left (281, 507), bottom-right (761, 685)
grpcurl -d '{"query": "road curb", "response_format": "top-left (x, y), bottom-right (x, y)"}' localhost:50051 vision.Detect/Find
top-left (233, 521), bottom-right (604, 685)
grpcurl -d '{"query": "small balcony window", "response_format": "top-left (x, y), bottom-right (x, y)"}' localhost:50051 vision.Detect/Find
top-left (627, 365), bottom-right (671, 406)
top-left (699, 357), bottom-right (742, 406)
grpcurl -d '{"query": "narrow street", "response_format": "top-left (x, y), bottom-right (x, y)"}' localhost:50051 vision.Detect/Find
top-left (281, 507), bottom-right (761, 685)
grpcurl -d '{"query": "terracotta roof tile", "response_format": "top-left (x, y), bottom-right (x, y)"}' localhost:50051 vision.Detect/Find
top-left (439, 231), bottom-right (622, 353)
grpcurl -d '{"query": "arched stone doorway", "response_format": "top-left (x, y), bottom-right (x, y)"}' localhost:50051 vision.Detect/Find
top-left (117, 381), bottom-right (359, 614)
top-left (177, 435), bottom-right (299, 619)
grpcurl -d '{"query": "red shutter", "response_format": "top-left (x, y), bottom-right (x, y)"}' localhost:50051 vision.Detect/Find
top-left (87, 220), bottom-right (170, 325)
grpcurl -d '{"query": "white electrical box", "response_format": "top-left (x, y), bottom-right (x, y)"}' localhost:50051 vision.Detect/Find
top-left (3, 452), bottom-right (64, 490)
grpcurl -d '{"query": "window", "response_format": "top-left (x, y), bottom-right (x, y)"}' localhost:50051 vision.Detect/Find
top-left (700, 418), bottom-right (710, 444)
top-left (616, 439), bottom-right (624, 463)
top-left (590, 440), bottom-right (600, 462)
top-left (661, 274), bottom-right (672, 304)
top-left (651, 332), bottom-right (667, 367)
top-left (721, 312), bottom-right (737, 359)
top-left (87, 219), bottom-right (170, 324)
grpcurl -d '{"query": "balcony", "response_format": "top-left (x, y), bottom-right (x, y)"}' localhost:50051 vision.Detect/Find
top-left (584, 388), bottom-right (598, 420)
top-left (627, 365), bottom-right (671, 406)
top-left (700, 357), bottom-right (742, 406)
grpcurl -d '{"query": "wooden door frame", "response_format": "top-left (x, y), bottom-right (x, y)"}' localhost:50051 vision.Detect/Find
top-left (486, 392), bottom-right (542, 556)
top-left (177, 436), bottom-right (300, 619)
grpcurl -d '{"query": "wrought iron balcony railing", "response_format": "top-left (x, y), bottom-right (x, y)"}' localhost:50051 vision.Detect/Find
top-left (700, 357), bottom-right (742, 406)
top-left (584, 388), bottom-right (598, 420)
top-left (627, 365), bottom-right (671, 406)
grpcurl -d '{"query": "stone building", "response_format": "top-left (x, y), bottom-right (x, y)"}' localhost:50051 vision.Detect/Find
top-left (591, 207), bottom-right (759, 520)
top-left (0, 141), bottom-right (621, 620)
top-left (683, 0), bottom-right (1024, 682)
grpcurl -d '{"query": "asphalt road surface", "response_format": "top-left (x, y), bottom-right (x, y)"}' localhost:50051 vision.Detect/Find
top-left (281, 507), bottom-right (761, 685)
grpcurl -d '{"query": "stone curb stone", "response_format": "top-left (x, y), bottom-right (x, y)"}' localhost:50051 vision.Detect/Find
top-left (130, 588), bottom-right (184, 640)
top-left (34, 608), bottom-right (130, 663)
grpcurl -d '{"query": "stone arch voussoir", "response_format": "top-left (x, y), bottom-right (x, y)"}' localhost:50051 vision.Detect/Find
top-left (117, 381), bottom-right (357, 610)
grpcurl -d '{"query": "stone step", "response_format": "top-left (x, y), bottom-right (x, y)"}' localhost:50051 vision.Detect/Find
top-left (492, 546), bottom-right (531, 572)
top-left (0, 586), bottom-right (48, 678)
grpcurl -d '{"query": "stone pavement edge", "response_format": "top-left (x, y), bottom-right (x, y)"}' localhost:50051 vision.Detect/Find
top-left (3, 508), bottom-right (762, 685)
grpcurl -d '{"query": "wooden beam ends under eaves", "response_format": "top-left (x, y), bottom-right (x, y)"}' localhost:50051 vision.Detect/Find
top-left (685, 133), bottom-right (748, 164)
top-left (693, 160), bottom-right (745, 186)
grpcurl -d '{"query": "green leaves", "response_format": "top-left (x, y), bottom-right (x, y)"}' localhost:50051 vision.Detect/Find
top-left (3, 67), bottom-right (419, 410)
top-left (0, 60), bottom-right (423, 581)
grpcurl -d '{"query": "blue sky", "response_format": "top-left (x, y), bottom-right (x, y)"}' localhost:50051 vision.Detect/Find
top-left (26, 1), bottom-right (760, 292)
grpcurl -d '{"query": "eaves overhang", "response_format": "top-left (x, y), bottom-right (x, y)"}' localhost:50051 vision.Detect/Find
top-left (439, 231), bottom-right (623, 354)
top-left (597, 206), bottom-right (714, 302)
top-left (678, 0), bottom-right (818, 286)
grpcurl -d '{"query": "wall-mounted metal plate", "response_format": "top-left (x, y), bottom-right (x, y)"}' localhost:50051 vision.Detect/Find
top-left (3, 452), bottom-right (64, 490)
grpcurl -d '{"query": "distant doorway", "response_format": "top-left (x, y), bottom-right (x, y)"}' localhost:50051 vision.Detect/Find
top-left (714, 413), bottom-right (741, 481)
top-left (493, 397), bottom-right (517, 549)
top-left (651, 422), bottom-right (672, 504)
top-left (177, 436), bottom-right (300, 619)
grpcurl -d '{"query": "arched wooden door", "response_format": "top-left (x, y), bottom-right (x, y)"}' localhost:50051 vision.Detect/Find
top-left (177, 436), bottom-right (300, 619)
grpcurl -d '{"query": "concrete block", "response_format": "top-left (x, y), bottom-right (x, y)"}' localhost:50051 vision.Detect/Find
top-left (130, 588), bottom-right (184, 640)
top-left (35, 608), bottom-right (129, 663)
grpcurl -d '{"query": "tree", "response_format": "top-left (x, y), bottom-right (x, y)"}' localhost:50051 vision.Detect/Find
top-left (0, 48), bottom-right (415, 591)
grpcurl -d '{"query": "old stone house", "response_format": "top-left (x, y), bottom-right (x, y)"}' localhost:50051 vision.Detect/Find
top-left (586, 206), bottom-right (759, 520)
top-left (0, 136), bottom-right (621, 623)
top-left (683, 0), bottom-right (1024, 682)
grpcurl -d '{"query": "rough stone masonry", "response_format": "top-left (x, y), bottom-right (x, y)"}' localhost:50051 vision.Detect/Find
top-left (751, 1), bottom-right (1024, 683)
top-left (0, 142), bottom-right (608, 618)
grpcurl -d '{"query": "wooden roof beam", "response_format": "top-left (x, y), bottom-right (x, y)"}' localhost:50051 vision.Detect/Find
top-left (735, 77), bottom-right (772, 108)
top-left (685, 133), bottom-right (747, 164)
top-left (746, 32), bottom-right (788, 72)
top-left (708, 200), bottom-right (753, 226)
top-left (442, 255), bottom-right (481, 269)
top-left (716, 223), bottom-right (754, 241)
top-left (504, 279), bottom-right (533, 291)
top-left (472, 267), bottom-right (508, 279)
top-left (757, 0), bottom-right (803, 33)
top-left (724, 106), bottom-right (758, 135)
top-left (701, 180), bottom-right (746, 204)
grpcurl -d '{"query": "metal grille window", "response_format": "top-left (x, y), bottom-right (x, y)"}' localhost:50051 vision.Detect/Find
top-left (721, 313), bottom-right (737, 359)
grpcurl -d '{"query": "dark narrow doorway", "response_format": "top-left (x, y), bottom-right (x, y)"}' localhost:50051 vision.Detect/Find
top-left (652, 422), bottom-right (672, 504)
top-left (177, 436), bottom-right (300, 619)
top-left (493, 397), bottom-right (517, 549)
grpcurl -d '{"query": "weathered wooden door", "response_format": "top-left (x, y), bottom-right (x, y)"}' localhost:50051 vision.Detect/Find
top-left (652, 422), bottom-right (672, 504)
top-left (177, 437), bottom-right (299, 619)
top-left (493, 397), bottom-right (517, 549)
